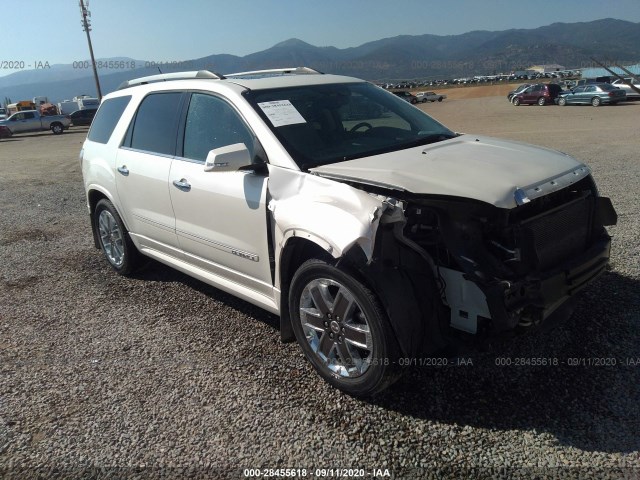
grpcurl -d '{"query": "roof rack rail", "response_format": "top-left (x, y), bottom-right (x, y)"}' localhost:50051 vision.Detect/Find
top-left (117, 70), bottom-right (224, 90)
top-left (225, 67), bottom-right (324, 78)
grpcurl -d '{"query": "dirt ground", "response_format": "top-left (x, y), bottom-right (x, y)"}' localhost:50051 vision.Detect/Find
top-left (412, 83), bottom-right (521, 100)
top-left (1, 96), bottom-right (639, 477)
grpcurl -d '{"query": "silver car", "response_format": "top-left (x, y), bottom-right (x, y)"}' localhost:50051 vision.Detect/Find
top-left (610, 78), bottom-right (640, 100)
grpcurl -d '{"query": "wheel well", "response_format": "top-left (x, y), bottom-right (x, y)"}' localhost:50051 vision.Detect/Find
top-left (87, 189), bottom-right (108, 248)
top-left (278, 238), bottom-right (334, 342)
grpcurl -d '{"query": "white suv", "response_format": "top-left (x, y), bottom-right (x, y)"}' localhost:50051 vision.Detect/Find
top-left (81, 67), bottom-right (617, 395)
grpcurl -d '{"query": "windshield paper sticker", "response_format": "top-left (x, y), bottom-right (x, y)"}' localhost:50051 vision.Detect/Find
top-left (257, 100), bottom-right (306, 127)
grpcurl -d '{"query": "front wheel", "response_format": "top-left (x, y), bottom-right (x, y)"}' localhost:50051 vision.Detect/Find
top-left (289, 259), bottom-right (401, 396)
top-left (591, 97), bottom-right (601, 107)
top-left (50, 123), bottom-right (64, 134)
top-left (512, 97), bottom-right (521, 106)
top-left (94, 199), bottom-right (140, 275)
top-left (558, 97), bottom-right (567, 106)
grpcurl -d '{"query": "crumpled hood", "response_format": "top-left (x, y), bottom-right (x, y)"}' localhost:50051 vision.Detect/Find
top-left (310, 135), bottom-right (588, 209)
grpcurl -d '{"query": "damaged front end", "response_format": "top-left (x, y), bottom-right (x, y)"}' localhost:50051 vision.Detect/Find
top-left (271, 166), bottom-right (616, 357)
top-left (376, 172), bottom-right (617, 346)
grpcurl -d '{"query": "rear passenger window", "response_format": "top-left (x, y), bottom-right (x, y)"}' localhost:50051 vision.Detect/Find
top-left (182, 93), bottom-right (253, 162)
top-left (130, 92), bottom-right (182, 155)
top-left (88, 96), bottom-right (131, 144)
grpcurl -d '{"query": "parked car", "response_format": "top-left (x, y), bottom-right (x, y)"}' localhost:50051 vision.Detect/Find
top-left (556, 83), bottom-right (626, 106)
top-left (0, 110), bottom-right (70, 134)
top-left (415, 91), bottom-right (447, 103)
top-left (512, 83), bottom-right (563, 105)
top-left (507, 84), bottom-right (531, 102)
top-left (577, 76), bottom-right (611, 86)
top-left (69, 108), bottom-right (98, 126)
top-left (81, 68), bottom-right (616, 396)
top-left (0, 125), bottom-right (12, 139)
top-left (0, 107), bottom-right (7, 120)
top-left (392, 91), bottom-right (418, 104)
top-left (610, 78), bottom-right (640, 100)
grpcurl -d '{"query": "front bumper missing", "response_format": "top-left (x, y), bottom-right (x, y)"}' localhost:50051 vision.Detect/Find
top-left (447, 234), bottom-right (612, 334)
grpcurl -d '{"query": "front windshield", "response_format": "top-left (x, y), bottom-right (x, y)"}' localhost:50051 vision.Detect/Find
top-left (245, 82), bottom-right (456, 169)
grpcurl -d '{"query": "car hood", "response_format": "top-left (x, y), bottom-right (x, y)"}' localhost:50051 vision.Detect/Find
top-left (310, 135), bottom-right (589, 209)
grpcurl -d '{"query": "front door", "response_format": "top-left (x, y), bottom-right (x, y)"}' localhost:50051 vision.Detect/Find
top-left (168, 92), bottom-right (273, 295)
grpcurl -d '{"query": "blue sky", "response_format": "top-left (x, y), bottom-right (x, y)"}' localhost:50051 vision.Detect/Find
top-left (3, 0), bottom-right (640, 77)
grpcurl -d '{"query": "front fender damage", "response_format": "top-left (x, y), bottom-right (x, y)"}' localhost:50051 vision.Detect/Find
top-left (268, 166), bottom-right (443, 357)
top-left (268, 167), bottom-right (387, 265)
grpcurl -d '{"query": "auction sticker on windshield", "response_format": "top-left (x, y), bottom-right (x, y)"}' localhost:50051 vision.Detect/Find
top-left (257, 100), bottom-right (306, 127)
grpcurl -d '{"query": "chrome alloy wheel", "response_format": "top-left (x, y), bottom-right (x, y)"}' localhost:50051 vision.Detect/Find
top-left (98, 209), bottom-right (125, 267)
top-left (298, 278), bottom-right (373, 378)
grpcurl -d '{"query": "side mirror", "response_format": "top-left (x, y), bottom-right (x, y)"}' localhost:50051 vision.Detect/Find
top-left (204, 143), bottom-right (252, 172)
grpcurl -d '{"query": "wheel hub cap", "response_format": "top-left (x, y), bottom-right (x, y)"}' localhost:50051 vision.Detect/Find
top-left (298, 278), bottom-right (373, 378)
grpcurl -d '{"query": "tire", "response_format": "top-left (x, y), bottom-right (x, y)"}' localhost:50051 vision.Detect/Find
top-left (512, 97), bottom-right (521, 106)
top-left (591, 97), bottom-right (601, 107)
top-left (94, 199), bottom-right (140, 275)
top-left (537, 97), bottom-right (546, 106)
top-left (289, 259), bottom-right (401, 396)
top-left (558, 97), bottom-right (567, 106)
top-left (421, 99), bottom-right (428, 103)
top-left (50, 123), bottom-right (64, 134)
top-left (437, 97), bottom-right (443, 102)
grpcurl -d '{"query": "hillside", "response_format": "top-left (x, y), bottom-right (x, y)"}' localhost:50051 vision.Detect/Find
top-left (1, 18), bottom-right (639, 102)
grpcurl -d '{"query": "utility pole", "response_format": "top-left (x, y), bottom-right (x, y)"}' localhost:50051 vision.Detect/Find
top-left (79, 0), bottom-right (102, 100)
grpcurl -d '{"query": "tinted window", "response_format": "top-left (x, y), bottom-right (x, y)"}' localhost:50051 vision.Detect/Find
top-left (23, 112), bottom-right (35, 119)
top-left (129, 92), bottom-right (182, 155)
top-left (88, 96), bottom-right (131, 144)
top-left (182, 93), bottom-right (253, 162)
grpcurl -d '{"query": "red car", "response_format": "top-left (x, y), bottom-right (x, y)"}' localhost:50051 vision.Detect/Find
top-left (512, 83), bottom-right (563, 106)
top-left (0, 125), bottom-right (12, 139)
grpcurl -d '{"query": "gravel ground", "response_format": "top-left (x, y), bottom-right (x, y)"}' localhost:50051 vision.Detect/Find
top-left (1, 98), bottom-right (639, 479)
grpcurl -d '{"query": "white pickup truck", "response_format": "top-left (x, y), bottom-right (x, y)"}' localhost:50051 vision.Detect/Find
top-left (415, 91), bottom-right (447, 103)
top-left (0, 110), bottom-right (71, 135)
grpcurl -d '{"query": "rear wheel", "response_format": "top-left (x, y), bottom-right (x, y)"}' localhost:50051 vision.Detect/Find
top-left (437, 97), bottom-right (443, 102)
top-left (50, 123), bottom-right (64, 134)
top-left (591, 97), bottom-right (601, 107)
top-left (94, 199), bottom-right (140, 275)
top-left (289, 259), bottom-right (401, 396)
top-left (537, 97), bottom-right (546, 106)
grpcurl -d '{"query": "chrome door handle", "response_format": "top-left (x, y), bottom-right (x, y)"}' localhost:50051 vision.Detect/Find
top-left (117, 165), bottom-right (129, 176)
top-left (172, 179), bottom-right (191, 192)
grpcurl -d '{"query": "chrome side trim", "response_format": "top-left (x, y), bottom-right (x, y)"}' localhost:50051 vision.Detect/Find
top-left (176, 228), bottom-right (259, 262)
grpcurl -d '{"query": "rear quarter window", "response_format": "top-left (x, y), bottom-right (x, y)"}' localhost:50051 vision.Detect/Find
top-left (87, 96), bottom-right (131, 144)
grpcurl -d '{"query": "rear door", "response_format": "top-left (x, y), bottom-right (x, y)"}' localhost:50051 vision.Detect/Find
top-left (168, 92), bottom-right (273, 295)
top-left (115, 91), bottom-right (184, 257)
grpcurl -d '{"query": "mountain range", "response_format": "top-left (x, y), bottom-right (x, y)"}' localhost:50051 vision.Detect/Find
top-left (2, 18), bottom-right (639, 103)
